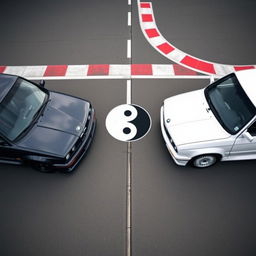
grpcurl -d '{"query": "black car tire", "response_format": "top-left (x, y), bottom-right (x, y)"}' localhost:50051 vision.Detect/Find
top-left (32, 163), bottom-right (54, 173)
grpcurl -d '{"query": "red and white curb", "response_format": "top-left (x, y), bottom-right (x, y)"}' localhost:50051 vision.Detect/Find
top-left (138, 1), bottom-right (256, 76)
top-left (0, 64), bottom-right (211, 80)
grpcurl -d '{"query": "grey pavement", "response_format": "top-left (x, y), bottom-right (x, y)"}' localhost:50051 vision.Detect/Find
top-left (132, 79), bottom-right (256, 256)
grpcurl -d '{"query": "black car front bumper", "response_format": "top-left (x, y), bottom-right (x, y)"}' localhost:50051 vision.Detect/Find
top-left (53, 108), bottom-right (96, 172)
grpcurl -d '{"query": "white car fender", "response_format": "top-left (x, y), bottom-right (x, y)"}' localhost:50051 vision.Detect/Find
top-left (181, 147), bottom-right (225, 160)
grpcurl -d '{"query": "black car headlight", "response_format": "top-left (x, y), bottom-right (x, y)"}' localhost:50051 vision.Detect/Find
top-left (65, 153), bottom-right (71, 161)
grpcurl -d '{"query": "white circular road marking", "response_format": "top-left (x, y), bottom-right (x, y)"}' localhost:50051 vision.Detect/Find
top-left (105, 104), bottom-right (152, 142)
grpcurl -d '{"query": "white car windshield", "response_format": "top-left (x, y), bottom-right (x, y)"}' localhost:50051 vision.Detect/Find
top-left (205, 73), bottom-right (256, 134)
top-left (0, 78), bottom-right (47, 141)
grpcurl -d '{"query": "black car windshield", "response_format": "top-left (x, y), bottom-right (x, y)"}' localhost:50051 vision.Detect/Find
top-left (205, 73), bottom-right (256, 134)
top-left (0, 78), bottom-right (47, 141)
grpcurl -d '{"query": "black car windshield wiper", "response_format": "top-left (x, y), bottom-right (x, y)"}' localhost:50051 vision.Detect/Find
top-left (14, 97), bottom-right (51, 142)
top-left (32, 96), bottom-right (51, 122)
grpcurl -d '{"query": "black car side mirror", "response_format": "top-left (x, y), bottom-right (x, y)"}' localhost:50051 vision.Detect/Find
top-left (39, 80), bottom-right (45, 87)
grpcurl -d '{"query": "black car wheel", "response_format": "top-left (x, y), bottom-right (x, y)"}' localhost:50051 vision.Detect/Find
top-left (32, 163), bottom-right (53, 173)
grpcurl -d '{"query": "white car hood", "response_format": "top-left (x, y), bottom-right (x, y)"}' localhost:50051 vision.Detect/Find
top-left (163, 89), bottom-right (230, 146)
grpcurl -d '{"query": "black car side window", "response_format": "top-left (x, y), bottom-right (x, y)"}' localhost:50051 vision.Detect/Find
top-left (247, 121), bottom-right (256, 136)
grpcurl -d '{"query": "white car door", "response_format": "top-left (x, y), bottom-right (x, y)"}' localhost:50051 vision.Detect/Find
top-left (230, 121), bottom-right (256, 160)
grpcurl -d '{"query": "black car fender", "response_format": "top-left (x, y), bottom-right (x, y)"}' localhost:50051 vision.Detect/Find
top-left (24, 155), bottom-right (57, 164)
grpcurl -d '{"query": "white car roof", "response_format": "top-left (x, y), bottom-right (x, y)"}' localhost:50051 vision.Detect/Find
top-left (235, 69), bottom-right (256, 107)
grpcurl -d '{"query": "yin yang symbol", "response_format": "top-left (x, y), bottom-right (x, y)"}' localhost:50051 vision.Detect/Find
top-left (105, 104), bottom-right (152, 142)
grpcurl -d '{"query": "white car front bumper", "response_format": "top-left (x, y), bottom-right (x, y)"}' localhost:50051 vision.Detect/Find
top-left (160, 106), bottom-right (190, 166)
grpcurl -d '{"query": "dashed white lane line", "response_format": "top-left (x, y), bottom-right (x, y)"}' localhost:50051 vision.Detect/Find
top-left (128, 12), bottom-right (132, 26)
top-left (127, 40), bottom-right (132, 59)
top-left (137, 1), bottom-right (256, 76)
top-left (126, 80), bottom-right (132, 104)
top-left (127, 2), bottom-right (132, 256)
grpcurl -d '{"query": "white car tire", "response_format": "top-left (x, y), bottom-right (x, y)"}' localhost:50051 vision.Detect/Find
top-left (191, 155), bottom-right (219, 168)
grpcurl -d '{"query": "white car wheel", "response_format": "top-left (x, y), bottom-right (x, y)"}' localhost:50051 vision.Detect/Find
top-left (192, 155), bottom-right (218, 168)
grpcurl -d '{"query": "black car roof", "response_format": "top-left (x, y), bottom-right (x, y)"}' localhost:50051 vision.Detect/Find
top-left (0, 74), bottom-right (17, 102)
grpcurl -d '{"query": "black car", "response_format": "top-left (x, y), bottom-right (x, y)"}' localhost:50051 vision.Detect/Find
top-left (0, 74), bottom-right (96, 172)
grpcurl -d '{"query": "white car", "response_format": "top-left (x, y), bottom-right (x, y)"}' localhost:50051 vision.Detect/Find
top-left (160, 69), bottom-right (256, 168)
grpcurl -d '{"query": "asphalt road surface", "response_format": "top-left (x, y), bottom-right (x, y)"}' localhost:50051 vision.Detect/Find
top-left (0, 0), bottom-right (256, 255)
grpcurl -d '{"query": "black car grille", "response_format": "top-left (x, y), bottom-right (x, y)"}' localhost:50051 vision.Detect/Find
top-left (77, 109), bottom-right (92, 143)
top-left (66, 108), bottom-right (93, 161)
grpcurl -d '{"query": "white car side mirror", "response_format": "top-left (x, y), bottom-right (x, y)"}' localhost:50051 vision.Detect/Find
top-left (210, 76), bottom-right (215, 83)
top-left (243, 131), bottom-right (254, 142)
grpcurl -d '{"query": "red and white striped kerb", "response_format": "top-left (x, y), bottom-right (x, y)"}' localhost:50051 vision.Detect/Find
top-left (0, 64), bottom-right (208, 79)
top-left (138, 2), bottom-right (256, 76)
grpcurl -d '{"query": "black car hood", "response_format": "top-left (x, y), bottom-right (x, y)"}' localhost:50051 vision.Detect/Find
top-left (17, 92), bottom-right (91, 157)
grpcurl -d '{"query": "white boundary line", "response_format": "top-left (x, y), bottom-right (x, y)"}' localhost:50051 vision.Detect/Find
top-left (25, 75), bottom-right (212, 80)
top-left (127, 141), bottom-right (132, 256)
top-left (1, 64), bottom-right (220, 80)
